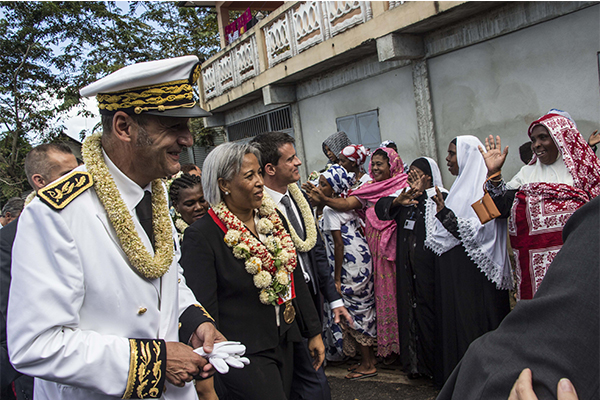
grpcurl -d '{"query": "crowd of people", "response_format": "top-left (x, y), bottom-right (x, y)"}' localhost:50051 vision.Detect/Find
top-left (1, 54), bottom-right (598, 400)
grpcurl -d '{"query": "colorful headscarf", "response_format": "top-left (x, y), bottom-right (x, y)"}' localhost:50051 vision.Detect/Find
top-left (322, 165), bottom-right (356, 196)
top-left (509, 113), bottom-right (600, 299)
top-left (322, 131), bottom-right (352, 159)
top-left (379, 140), bottom-right (396, 148)
top-left (341, 144), bottom-right (370, 166)
top-left (525, 113), bottom-right (600, 197)
top-left (545, 108), bottom-right (577, 129)
top-left (352, 147), bottom-right (409, 261)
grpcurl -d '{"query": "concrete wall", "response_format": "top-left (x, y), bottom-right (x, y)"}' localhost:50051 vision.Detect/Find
top-left (298, 62), bottom-right (419, 175)
top-left (428, 5), bottom-right (600, 186)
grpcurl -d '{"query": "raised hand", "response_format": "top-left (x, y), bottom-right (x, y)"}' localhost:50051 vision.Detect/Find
top-left (306, 185), bottom-right (326, 207)
top-left (431, 186), bottom-right (445, 213)
top-left (410, 171), bottom-right (430, 194)
top-left (407, 168), bottom-right (421, 187)
top-left (301, 181), bottom-right (316, 193)
top-left (478, 135), bottom-right (508, 176)
top-left (392, 186), bottom-right (421, 207)
top-left (588, 130), bottom-right (600, 147)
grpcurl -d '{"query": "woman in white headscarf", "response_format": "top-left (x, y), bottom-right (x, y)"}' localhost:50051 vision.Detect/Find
top-left (427, 136), bottom-right (511, 387)
top-left (375, 157), bottom-right (446, 381)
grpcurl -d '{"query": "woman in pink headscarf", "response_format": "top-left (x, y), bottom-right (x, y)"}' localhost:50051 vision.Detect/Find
top-left (306, 147), bottom-right (409, 360)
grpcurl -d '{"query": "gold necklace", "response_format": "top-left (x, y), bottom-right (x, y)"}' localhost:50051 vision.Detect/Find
top-left (82, 133), bottom-right (173, 279)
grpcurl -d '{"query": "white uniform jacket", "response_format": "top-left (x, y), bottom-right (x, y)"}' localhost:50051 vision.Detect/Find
top-left (7, 156), bottom-right (211, 400)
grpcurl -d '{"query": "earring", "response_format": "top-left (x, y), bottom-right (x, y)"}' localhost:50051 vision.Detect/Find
top-left (224, 191), bottom-right (229, 195)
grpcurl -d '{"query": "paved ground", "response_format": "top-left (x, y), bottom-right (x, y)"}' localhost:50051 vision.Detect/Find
top-left (325, 360), bottom-right (439, 400)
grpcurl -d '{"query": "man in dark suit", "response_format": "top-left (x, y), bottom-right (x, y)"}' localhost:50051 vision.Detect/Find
top-left (1, 143), bottom-right (78, 400)
top-left (437, 195), bottom-right (599, 399)
top-left (251, 132), bottom-right (352, 400)
top-left (0, 198), bottom-right (24, 228)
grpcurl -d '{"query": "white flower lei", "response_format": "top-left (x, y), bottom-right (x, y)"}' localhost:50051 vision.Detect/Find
top-left (173, 212), bottom-right (189, 243)
top-left (262, 183), bottom-right (317, 252)
top-left (81, 133), bottom-right (173, 279)
top-left (213, 194), bottom-right (297, 306)
top-left (24, 191), bottom-right (36, 206)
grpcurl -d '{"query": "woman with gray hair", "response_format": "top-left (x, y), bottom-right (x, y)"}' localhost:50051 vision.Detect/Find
top-left (180, 142), bottom-right (323, 400)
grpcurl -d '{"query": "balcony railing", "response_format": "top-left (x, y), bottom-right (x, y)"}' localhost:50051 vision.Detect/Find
top-left (200, 1), bottom-right (411, 104)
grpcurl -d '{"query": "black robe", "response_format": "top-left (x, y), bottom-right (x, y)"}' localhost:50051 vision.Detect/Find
top-left (434, 207), bottom-right (510, 387)
top-left (375, 194), bottom-right (436, 378)
top-left (437, 195), bottom-right (600, 399)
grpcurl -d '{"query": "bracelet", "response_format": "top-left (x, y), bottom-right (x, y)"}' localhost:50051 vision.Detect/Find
top-left (486, 171), bottom-right (502, 182)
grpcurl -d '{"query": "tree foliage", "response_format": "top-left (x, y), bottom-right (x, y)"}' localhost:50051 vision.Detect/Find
top-left (0, 1), bottom-right (219, 203)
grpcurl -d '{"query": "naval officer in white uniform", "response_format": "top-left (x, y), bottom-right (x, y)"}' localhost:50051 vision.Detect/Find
top-left (7, 56), bottom-right (225, 400)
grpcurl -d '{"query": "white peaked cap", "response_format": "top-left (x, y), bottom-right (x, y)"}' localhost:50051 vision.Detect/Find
top-left (80, 55), bottom-right (211, 118)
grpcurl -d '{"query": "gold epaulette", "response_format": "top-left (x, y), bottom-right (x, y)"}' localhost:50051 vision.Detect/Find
top-left (37, 171), bottom-right (93, 210)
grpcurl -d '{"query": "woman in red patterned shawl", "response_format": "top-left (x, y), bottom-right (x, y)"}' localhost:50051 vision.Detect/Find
top-left (480, 112), bottom-right (600, 300)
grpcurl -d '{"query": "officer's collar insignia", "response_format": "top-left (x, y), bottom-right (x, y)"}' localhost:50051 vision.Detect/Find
top-left (38, 171), bottom-right (93, 210)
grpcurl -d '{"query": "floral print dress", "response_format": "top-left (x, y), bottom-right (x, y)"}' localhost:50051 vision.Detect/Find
top-left (319, 207), bottom-right (376, 360)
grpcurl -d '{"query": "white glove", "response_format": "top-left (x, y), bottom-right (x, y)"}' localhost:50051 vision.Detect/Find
top-left (194, 341), bottom-right (250, 374)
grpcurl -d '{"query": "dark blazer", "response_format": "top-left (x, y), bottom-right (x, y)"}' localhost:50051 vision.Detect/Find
top-left (290, 193), bottom-right (341, 307)
top-left (180, 210), bottom-right (321, 355)
top-left (1, 219), bottom-right (34, 400)
top-left (437, 195), bottom-right (600, 399)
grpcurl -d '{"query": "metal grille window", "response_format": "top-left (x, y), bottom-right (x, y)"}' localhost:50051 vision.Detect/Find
top-left (228, 106), bottom-right (293, 142)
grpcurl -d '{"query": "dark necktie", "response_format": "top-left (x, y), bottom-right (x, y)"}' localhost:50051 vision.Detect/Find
top-left (136, 190), bottom-right (155, 249)
top-left (280, 194), bottom-right (317, 293)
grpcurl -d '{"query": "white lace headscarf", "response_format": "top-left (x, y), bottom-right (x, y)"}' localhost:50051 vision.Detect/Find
top-left (424, 136), bottom-right (512, 290)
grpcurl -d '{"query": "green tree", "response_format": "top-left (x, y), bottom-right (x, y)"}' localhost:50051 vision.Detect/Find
top-left (0, 1), bottom-right (219, 204)
top-left (135, 2), bottom-right (219, 60)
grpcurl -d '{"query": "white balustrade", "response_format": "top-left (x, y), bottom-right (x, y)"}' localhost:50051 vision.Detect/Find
top-left (323, 1), bottom-right (372, 37)
top-left (264, 13), bottom-right (294, 68)
top-left (202, 35), bottom-right (260, 99)
top-left (202, 64), bottom-right (216, 100)
top-left (217, 53), bottom-right (235, 93)
top-left (389, 1), bottom-right (405, 10)
top-left (202, 1), bottom-right (399, 101)
top-left (235, 36), bottom-right (260, 83)
top-left (292, 1), bottom-right (325, 53)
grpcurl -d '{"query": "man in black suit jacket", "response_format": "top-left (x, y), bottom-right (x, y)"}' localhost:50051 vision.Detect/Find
top-left (437, 195), bottom-right (599, 399)
top-left (1, 143), bottom-right (79, 400)
top-left (1, 220), bottom-right (32, 400)
top-left (251, 132), bottom-right (352, 400)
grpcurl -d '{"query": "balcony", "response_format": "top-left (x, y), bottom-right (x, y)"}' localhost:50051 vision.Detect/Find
top-left (198, 1), bottom-right (499, 114)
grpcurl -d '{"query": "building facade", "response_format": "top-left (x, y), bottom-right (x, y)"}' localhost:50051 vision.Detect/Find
top-left (198, 1), bottom-right (600, 185)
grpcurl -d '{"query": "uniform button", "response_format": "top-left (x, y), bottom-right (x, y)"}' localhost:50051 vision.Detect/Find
top-left (138, 307), bottom-right (147, 315)
top-left (178, 278), bottom-right (181, 283)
